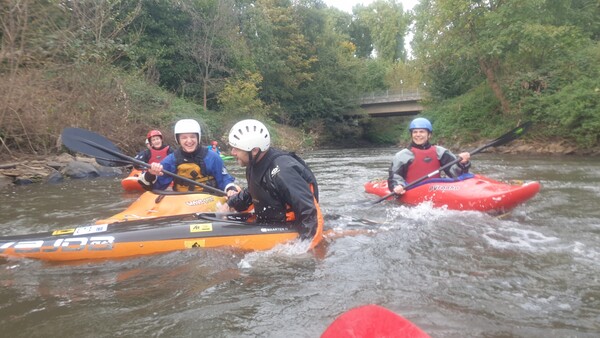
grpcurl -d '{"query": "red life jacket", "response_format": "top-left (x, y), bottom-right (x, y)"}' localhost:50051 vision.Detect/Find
top-left (405, 146), bottom-right (441, 183)
top-left (149, 146), bottom-right (170, 164)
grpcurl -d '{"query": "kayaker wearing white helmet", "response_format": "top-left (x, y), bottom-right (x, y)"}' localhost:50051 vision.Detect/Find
top-left (388, 117), bottom-right (471, 195)
top-left (140, 119), bottom-right (237, 193)
top-left (221, 119), bottom-right (323, 244)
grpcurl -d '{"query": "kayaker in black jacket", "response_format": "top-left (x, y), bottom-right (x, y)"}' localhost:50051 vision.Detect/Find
top-left (220, 119), bottom-right (323, 247)
top-left (388, 117), bottom-right (471, 195)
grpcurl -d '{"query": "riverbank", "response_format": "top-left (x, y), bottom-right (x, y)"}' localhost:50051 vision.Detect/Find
top-left (1, 138), bottom-right (597, 190)
top-left (0, 153), bottom-right (123, 189)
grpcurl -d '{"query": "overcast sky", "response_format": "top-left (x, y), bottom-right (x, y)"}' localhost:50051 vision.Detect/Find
top-left (322, 0), bottom-right (419, 13)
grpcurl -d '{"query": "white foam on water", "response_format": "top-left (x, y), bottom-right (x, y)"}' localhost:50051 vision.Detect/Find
top-left (483, 227), bottom-right (558, 251)
top-left (238, 239), bottom-right (312, 269)
top-left (384, 201), bottom-right (452, 223)
top-left (571, 241), bottom-right (600, 267)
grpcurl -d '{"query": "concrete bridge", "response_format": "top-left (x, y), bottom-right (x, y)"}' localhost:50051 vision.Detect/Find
top-left (357, 89), bottom-right (424, 117)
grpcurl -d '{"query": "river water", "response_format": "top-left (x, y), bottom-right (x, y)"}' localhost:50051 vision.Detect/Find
top-left (0, 148), bottom-right (598, 337)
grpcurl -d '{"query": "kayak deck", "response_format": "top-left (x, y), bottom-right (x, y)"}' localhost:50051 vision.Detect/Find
top-left (365, 174), bottom-right (541, 213)
top-left (98, 190), bottom-right (227, 224)
top-left (0, 215), bottom-right (299, 261)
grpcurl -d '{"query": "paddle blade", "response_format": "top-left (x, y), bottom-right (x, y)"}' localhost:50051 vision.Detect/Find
top-left (322, 305), bottom-right (430, 338)
top-left (486, 121), bottom-right (532, 150)
top-left (61, 127), bottom-right (132, 167)
top-left (94, 156), bottom-right (132, 167)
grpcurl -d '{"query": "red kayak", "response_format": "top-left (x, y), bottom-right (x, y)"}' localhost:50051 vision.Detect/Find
top-left (322, 304), bottom-right (430, 338)
top-left (365, 173), bottom-right (540, 213)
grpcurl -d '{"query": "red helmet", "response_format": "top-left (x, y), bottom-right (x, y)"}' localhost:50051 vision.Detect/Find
top-left (146, 130), bottom-right (163, 141)
top-left (211, 141), bottom-right (218, 146)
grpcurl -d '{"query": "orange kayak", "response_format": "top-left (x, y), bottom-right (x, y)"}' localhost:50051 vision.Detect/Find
top-left (120, 168), bottom-right (145, 192)
top-left (0, 214), bottom-right (299, 262)
top-left (365, 173), bottom-right (540, 213)
top-left (97, 190), bottom-right (227, 224)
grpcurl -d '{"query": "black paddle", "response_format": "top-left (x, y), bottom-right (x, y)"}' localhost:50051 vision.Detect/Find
top-left (373, 121), bottom-right (532, 204)
top-left (61, 127), bottom-right (227, 197)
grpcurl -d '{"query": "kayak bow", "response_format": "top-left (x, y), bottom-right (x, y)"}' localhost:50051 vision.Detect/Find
top-left (322, 304), bottom-right (430, 338)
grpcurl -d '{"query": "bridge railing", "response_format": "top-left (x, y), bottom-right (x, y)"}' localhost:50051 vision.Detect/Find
top-left (360, 89), bottom-right (423, 104)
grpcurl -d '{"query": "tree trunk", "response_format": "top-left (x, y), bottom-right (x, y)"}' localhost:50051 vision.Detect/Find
top-left (478, 58), bottom-right (511, 114)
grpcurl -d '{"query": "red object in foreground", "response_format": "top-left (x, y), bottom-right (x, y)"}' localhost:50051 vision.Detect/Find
top-left (365, 174), bottom-right (541, 213)
top-left (322, 304), bottom-right (430, 338)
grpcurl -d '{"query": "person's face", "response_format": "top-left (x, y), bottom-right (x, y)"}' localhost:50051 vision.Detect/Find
top-left (411, 129), bottom-right (431, 145)
top-left (230, 147), bottom-right (260, 167)
top-left (150, 136), bottom-right (163, 149)
top-left (178, 133), bottom-right (198, 153)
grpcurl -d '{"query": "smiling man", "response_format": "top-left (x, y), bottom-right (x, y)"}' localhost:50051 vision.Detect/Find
top-left (388, 117), bottom-right (471, 195)
top-left (221, 119), bottom-right (323, 246)
top-left (140, 119), bottom-right (237, 193)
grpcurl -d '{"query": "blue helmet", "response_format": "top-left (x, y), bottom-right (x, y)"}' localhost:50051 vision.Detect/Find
top-left (409, 118), bottom-right (433, 132)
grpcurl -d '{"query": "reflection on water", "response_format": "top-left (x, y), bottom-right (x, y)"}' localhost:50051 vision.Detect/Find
top-left (1, 149), bottom-right (599, 337)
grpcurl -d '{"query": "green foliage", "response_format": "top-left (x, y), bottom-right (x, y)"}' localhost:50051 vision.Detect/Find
top-left (423, 84), bottom-right (516, 145)
top-left (357, 59), bottom-right (389, 93)
top-left (364, 116), bottom-right (410, 144)
top-left (217, 71), bottom-right (267, 118)
top-left (353, 0), bottom-right (411, 62)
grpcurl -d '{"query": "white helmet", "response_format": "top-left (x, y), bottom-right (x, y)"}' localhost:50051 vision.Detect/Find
top-left (228, 119), bottom-right (270, 151)
top-left (174, 119), bottom-right (201, 144)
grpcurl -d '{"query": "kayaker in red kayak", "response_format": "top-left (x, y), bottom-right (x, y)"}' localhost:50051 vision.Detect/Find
top-left (207, 140), bottom-right (221, 155)
top-left (140, 119), bottom-right (238, 193)
top-left (389, 117), bottom-right (471, 195)
top-left (220, 119), bottom-right (323, 246)
top-left (134, 129), bottom-right (174, 167)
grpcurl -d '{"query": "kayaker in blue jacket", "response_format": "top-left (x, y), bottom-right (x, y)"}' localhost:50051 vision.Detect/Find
top-left (139, 119), bottom-right (237, 193)
top-left (388, 117), bottom-right (471, 195)
top-left (134, 129), bottom-right (174, 167)
top-left (220, 119), bottom-right (323, 246)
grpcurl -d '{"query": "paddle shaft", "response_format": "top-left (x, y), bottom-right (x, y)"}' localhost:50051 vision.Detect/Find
top-left (79, 137), bottom-right (227, 197)
top-left (373, 122), bottom-right (532, 204)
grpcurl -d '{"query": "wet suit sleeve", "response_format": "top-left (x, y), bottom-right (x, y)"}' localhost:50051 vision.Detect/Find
top-left (437, 147), bottom-right (470, 178)
top-left (134, 149), bottom-right (150, 169)
top-left (387, 149), bottom-right (414, 191)
top-left (271, 159), bottom-right (319, 240)
top-left (227, 188), bottom-right (253, 211)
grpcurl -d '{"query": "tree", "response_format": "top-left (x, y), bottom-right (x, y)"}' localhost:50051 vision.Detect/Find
top-left (181, 0), bottom-right (243, 110)
top-left (353, 0), bottom-right (410, 62)
top-left (413, 0), bottom-right (596, 114)
top-left (239, 0), bottom-right (317, 123)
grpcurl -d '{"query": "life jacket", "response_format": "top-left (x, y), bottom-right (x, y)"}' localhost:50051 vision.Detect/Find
top-left (172, 147), bottom-right (216, 192)
top-left (405, 145), bottom-right (441, 183)
top-left (148, 146), bottom-right (170, 164)
top-left (247, 149), bottom-right (319, 223)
